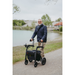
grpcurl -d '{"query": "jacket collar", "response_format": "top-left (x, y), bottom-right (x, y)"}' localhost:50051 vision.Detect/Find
top-left (38, 23), bottom-right (43, 26)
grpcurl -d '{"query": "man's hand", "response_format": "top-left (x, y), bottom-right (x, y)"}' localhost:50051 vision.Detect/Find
top-left (30, 38), bottom-right (33, 41)
top-left (41, 39), bottom-right (43, 42)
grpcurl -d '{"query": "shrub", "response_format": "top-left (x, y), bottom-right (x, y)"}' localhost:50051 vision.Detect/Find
top-left (59, 26), bottom-right (62, 32)
top-left (13, 26), bottom-right (34, 30)
top-left (13, 20), bottom-right (26, 26)
top-left (31, 21), bottom-right (36, 28)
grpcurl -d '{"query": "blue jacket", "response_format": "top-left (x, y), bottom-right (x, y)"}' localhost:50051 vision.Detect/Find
top-left (31, 24), bottom-right (47, 42)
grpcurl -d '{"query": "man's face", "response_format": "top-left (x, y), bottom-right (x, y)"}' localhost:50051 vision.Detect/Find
top-left (38, 20), bottom-right (42, 25)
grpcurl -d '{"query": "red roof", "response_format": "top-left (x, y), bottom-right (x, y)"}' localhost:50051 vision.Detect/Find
top-left (54, 22), bottom-right (62, 26)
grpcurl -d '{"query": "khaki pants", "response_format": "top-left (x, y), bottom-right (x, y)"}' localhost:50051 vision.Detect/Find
top-left (38, 42), bottom-right (46, 58)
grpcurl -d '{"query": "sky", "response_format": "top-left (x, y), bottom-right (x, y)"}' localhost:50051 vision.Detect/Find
top-left (13, 0), bottom-right (62, 21)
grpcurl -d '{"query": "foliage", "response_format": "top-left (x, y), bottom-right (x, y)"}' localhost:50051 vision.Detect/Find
top-left (55, 18), bottom-right (62, 22)
top-left (41, 14), bottom-right (52, 27)
top-left (13, 20), bottom-right (26, 26)
top-left (59, 26), bottom-right (62, 32)
top-left (31, 21), bottom-right (36, 28)
top-left (13, 4), bottom-right (20, 14)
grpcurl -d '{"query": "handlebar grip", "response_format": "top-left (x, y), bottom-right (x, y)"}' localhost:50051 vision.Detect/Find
top-left (24, 44), bottom-right (27, 47)
top-left (39, 39), bottom-right (41, 42)
top-left (24, 44), bottom-right (34, 48)
top-left (30, 38), bottom-right (34, 42)
top-left (30, 39), bottom-right (32, 41)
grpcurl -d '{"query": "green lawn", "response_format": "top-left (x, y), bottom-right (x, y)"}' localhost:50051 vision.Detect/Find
top-left (13, 40), bottom-right (62, 64)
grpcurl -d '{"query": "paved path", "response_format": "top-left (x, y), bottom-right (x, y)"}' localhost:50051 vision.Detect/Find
top-left (13, 48), bottom-right (62, 75)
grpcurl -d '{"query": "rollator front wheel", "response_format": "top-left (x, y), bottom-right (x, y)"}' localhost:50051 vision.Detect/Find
top-left (41, 58), bottom-right (46, 65)
top-left (25, 60), bottom-right (28, 65)
top-left (34, 62), bottom-right (37, 67)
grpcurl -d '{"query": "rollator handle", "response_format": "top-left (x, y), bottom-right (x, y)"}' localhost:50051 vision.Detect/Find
top-left (37, 46), bottom-right (43, 49)
top-left (24, 44), bottom-right (34, 48)
top-left (30, 38), bottom-right (34, 46)
top-left (30, 38), bottom-right (34, 41)
top-left (39, 39), bottom-right (44, 42)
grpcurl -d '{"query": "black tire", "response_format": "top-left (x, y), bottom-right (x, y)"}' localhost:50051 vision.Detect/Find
top-left (34, 62), bottom-right (37, 67)
top-left (29, 59), bottom-right (32, 62)
top-left (24, 60), bottom-right (28, 65)
top-left (41, 58), bottom-right (46, 65)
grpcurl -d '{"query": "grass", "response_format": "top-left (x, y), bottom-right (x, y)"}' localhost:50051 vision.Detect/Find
top-left (13, 40), bottom-right (62, 64)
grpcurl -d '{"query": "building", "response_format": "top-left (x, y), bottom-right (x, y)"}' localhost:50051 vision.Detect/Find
top-left (54, 22), bottom-right (62, 30)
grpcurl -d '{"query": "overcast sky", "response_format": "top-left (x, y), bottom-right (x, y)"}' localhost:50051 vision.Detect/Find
top-left (13, 0), bottom-right (62, 21)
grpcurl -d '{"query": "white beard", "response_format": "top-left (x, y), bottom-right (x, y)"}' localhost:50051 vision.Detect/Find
top-left (38, 24), bottom-right (41, 25)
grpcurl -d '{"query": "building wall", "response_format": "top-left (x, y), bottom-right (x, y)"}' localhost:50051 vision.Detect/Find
top-left (54, 25), bottom-right (62, 30)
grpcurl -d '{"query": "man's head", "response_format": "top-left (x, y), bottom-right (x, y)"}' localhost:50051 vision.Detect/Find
top-left (38, 19), bottom-right (42, 25)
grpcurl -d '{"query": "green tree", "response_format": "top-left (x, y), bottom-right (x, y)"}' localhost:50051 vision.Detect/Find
top-left (31, 21), bottom-right (36, 27)
top-left (59, 26), bottom-right (62, 32)
top-left (21, 20), bottom-right (26, 25)
top-left (41, 14), bottom-right (52, 27)
top-left (13, 20), bottom-right (26, 26)
top-left (13, 4), bottom-right (20, 14)
top-left (13, 20), bottom-right (17, 26)
top-left (55, 18), bottom-right (62, 22)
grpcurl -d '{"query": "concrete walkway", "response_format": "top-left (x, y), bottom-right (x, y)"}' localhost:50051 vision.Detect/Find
top-left (13, 48), bottom-right (62, 75)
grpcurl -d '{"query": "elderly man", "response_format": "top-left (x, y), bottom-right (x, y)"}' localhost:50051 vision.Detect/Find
top-left (31, 19), bottom-right (47, 58)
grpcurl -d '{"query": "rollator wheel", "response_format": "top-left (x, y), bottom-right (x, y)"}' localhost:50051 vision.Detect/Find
top-left (41, 58), bottom-right (46, 65)
top-left (25, 60), bottom-right (28, 65)
top-left (34, 62), bottom-right (37, 67)
top-left (29, 59), bottom-right (32, 62)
